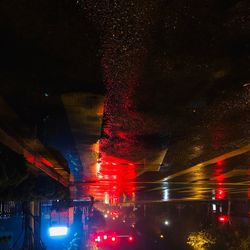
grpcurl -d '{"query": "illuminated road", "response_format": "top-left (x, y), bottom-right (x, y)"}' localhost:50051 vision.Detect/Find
top-left (76, 148), bottom-right (250, 203)
top-left (1, 89), bottom-right (249, 202)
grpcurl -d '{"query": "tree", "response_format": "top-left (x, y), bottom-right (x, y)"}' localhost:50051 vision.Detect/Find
top-left (187, 231), bottom-right (215, 250)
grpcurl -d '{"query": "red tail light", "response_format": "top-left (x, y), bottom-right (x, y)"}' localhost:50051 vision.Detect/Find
top-left (128, 236), bottom-right (134, 242)
top-left (94, 236), bottom-right (101, 242)
top-left (218, 215), bottom-right (229, 223)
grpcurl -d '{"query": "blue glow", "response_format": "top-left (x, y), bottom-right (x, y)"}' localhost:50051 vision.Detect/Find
top-left (49, 226), bottom-right (68, 237)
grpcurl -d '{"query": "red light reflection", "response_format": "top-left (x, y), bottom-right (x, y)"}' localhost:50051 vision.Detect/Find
top-left (215, 188), bottom-right (226, 200)
top-left (92, 232), bottom-right (134, 246)
top-left (212, 127), bottom-right (225, 150)
top-left (216, 160), bottom-right (224, 167)
top-left (248, 189), bottom-right (250, 199)
top-left (128, 236), bottom-right (134, 242)
top-left (215, 174), bottom-right (225, 183)
top-left (214, 163), bottom-right (227, 200)
top-left (218, 215), bottom-right (229, 223)
top-left (85, 155), bottom-right (136, 204)
top-left (214, 166), bottom-right (225, 184)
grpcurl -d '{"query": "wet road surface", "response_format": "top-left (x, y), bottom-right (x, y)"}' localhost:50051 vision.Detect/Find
top-left (0, 0), bottom-right (250, 249)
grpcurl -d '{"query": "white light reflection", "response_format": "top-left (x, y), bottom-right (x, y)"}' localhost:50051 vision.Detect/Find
top-left (104, 192), bottom-right (109, 204)
top-left (49, 226), bottom-right (68, 237)
top-left (164, 220), bottom-right (170, 226)
top-left (212, 204), bottom-right (216, 212)
top-left (162, 182), bottom-right (169, 201)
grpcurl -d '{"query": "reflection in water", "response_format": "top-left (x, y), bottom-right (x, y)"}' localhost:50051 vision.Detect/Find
top-left (79, 156), bottom-right (137, 206)
top-left (0, 200), bottom-right (250, 249)
top-left (162, 182), bottom-right (169, 202)
top-left (215, 188), bottom-right (227, 200)
top-left (187, 231), bottom-right (215, 250)
top-left (189, 167), bottom-right (207, 200)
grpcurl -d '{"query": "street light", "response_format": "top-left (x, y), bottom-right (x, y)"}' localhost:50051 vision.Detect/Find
top-left (49, 226), bottom-right (68, 237)
top-left (164, 220), bottom-right (169, 226)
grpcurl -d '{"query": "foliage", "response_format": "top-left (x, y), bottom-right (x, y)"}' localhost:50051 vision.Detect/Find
top-left (187, 231), bottom-right (215, 250)
top-left (239, 234), bottom-right (250, 250)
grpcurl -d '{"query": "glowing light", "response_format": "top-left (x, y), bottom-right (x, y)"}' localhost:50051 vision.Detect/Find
top-left (216, 174), bottom-right (225, 183)
top-left (94, 236), bottom-right (101, 242)
top-left (160, 234), bottom-right (164, 239)
top-left (164, 220), bottom-right (169, 226)
top-left (128, 236), bottom-right (134, 242)
top-left (91, 141), bottom-right (100, 153)
top-left (248, 189), bottom-right (250, 198)
top-left (104, 192), bottom-right (109, 204)
top-left (216, 188), bottom-right (226, 200)
top-left (41, 158), bottom-right (53, 167)
top-left (86, 155), bottom-right (136, 204)
top-left (111, 236), bottom-right (116, 242)
top-left (49, 226), bottom-right (68, 237)
top-left (96, 162), bottom-right (101, 175)
top-left (103, 235), bottom-right (108, 240)
top-left (212, 204), bottom-right (216, 212)
top-left (218, 215), bottom-right (229, 223)
top-left (162, 182), bottom-right (169, 201)
top-left (187, 231), bottom-right (215, 250)
top-left (216, 160), bottom-right (224, 166)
